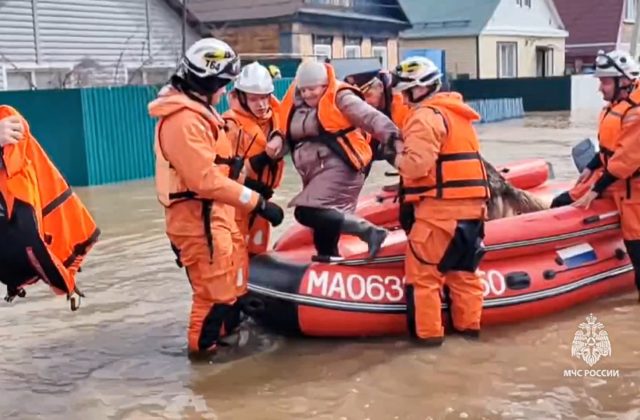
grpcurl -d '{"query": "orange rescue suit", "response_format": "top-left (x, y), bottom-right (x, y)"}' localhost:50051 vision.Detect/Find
top-left (149, 87), bottom-right (261, 355)
top-left (397, 92), bottom-right (489, 343)
top-left (223, 95), bottom-right (285, 296)
top-left (0, 105), bottom-right (100, 309)
top-left (280, 63), bottom-right (373, 173)
top-left (590, 85), bottom-right (640, 241)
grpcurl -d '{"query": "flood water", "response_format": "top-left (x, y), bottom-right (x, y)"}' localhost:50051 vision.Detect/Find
top-left (1, 110), bottom-right (639, 420)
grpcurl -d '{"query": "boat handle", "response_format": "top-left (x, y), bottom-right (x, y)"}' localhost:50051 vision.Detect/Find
top-left (582, 211), bottom-right (619, 225)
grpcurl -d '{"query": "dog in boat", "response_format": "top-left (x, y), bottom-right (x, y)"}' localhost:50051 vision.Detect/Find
top-left (481, 157), bottom-right (549, 220)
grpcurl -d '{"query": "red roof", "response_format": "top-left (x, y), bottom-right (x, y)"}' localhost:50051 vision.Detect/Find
top-left (555, 0), bottom-right (623, 47)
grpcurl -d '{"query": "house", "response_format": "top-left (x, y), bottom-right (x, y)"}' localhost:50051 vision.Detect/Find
top-left (397, 0), bottom-right (568, 79)
top-left (184, 0), bottom-right (411, 74)
top-left (555, 0), bottom-right (637, 73)
top-left (0, 0), bottom-right (202, 91)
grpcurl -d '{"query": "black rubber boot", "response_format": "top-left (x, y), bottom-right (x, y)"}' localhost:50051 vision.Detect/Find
top-left (340, 215), bottom-right (389, 259)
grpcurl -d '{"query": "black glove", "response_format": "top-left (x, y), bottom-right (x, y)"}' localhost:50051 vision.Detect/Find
top-left (249, 151), bottom-right (271, 173)
top-left (254, 196), bottom-right (284, 227)
top-left (381, 134), bottom-right (402, 166)
top-left (244, 178), bottom-right (274, 200)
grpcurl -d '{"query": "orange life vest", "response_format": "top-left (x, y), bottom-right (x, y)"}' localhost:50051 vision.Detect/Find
top-left (400, 96), bottom-right (490, 202)
top-left (0, 105), bottom-right (100, 308)
top-left (281, 63), bottom-right (372, 172)
top-left (154, 97), bottom-right (242, 259)
top-left (223, 96), bottom-right (285, 192)
top-left (597, 85), bottom-right (640, 193)
top-left (155, 105), bottom-right (239, 208)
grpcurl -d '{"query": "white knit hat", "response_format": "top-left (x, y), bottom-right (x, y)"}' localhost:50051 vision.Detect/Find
top-left (295, 61), bottom-right (329, 88)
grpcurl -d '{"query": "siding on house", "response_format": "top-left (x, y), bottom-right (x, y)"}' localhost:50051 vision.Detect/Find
top-left (0, 0), bottom-right (199, 90)
top-left (479, 35), bottom-right (565, 78)
top-left (400, 37), bottom-right (477, 78)
top-left (0, 0), bottom-right (37, 64)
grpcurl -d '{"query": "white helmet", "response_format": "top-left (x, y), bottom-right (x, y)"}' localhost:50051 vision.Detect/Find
top-left (234, 62), bottom-right (274, 95)
top-left (392, 56), bottom-right (442, 93)
top-left (594, 49), bottom-right (640, 80)
top-left (175, 38), bottom-right (241, 94)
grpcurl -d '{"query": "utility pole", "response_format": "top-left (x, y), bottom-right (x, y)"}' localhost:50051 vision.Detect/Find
top-left (631, 0), bottom-right (640, 57)
top-left (182, 0), bottom-right (188, 56)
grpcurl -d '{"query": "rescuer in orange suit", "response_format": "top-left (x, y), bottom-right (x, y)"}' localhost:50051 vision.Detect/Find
top-left (223, 61), bottom-right (285, 299)
top-left (0, 105), bottom-right (100, 310)
top-left (571, 49), bottom-right (640, 301)
top-left (148, 38), bottom-right (285, 361)
top-left (390, 57), bottom-right (490, 345)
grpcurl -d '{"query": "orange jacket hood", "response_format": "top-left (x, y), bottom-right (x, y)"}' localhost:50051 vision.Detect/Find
top-left (148, 86), bottom-right (213, 120)
top-left (423, 92), bottom-right (481, 123)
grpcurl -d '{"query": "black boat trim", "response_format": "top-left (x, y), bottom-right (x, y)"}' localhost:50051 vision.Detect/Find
top-left (333, 223), bottom-right (620, 266)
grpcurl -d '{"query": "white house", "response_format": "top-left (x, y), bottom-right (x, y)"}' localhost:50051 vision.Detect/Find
top-left (0, 0), bottom-right (201, 91)
top-left (398, 0), bottom-right (569, 79)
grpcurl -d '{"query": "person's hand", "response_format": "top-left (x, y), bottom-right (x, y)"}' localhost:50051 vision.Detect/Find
top-left (266, 134), bottom-right (284, 158)
top-left (254, 196), bottom-right (284, 226)
top-left (0, 116), bottom-right (23, 146)
top-left (575, 168), bottom-right (592, 186)
top-left (572, 190), bottom-right (598, 209)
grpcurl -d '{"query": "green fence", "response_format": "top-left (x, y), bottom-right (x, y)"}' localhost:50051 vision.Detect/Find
top-left (451, 76), bottom-right (571, 112)
top-left (0, 78), bottom-right (525, 187)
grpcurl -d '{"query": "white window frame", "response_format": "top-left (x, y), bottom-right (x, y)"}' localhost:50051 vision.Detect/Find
top-left (344, 45), bottom-right (361, 58)
top-left (314, 44), bottom-right (332, 61)
top-left (372, 46), bottom-right (388, 68)
top-left (625, 0), bottom-right (637, 22)
top-left (498, 42), bottom-right (517, 78)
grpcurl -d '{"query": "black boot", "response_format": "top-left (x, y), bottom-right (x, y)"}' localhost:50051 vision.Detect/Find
top-left (340, 215), bottom-right (389, 259)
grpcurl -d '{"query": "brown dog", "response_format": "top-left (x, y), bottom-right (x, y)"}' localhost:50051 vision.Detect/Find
top-left (482, 157), bottom-right (549, 220)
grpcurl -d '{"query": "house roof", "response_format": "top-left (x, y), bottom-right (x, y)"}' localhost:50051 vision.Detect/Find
top-left (176, 0), bottom-right (408, 26)
top-left (398, 0), bottom-right (500, 39)
top-left (554, 0), bottom-right (623, 47)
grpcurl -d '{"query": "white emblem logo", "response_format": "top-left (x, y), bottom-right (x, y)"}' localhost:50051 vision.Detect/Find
top-left (571, 313), bottom-right (612, 367)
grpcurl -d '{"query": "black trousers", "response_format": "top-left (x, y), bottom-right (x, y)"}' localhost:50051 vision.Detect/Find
top-left (294, 206), bottom-right (344, 257)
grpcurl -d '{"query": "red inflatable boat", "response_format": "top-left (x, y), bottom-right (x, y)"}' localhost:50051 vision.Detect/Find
top-left (241, 158), bottom-right (636, 337)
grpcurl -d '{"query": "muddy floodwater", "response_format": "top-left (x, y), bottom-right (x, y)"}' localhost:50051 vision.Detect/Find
top-left (1, 110), bottom-right (639, 420)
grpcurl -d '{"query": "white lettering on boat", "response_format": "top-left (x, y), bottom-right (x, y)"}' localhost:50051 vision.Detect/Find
top-left (479, 269), bottom-right (507, 297)
top-left (306, 270), bottom-right (405, 303)
top-left (306, 269), bottom-right (507, 302)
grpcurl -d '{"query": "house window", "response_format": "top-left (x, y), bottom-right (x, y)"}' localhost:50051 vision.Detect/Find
top-left (344, 36), bottom-right (362, 59)
top-left (371, 38), bottom-right (387, 67)
top-left (536, 47), bottom-right (554, 77)
top-left (313, 35), bottom-right (333, 61)
top-left (625, 0), bottom-right (637, 22)
top-left (372, 46), bottom-right (387, 68)
top-left (498, 42), bottom-right (517, 78)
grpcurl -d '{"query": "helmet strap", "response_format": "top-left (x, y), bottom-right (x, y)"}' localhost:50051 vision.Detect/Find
top-left (407, 83), bottom-right (439, 104)
top-left (237, 90), bottom-right (258, 118)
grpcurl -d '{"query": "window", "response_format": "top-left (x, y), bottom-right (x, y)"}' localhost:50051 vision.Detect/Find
top-left (314, 44), bottom-right (332, 61)
top-left (313, 35), bottom-right (333, 61)
top-left (344, 45), bottom-right (361, 58)
top-left (625, 0), bottom-right (637, 22)
top-left (372, 38), bottom-right (387, 66)
top-left (536, 47), bottom-right (554, 77)
top-left (497, 42), bottom-right (517, 78)
top-left (372, 46), bottom-right (388, 68)
top-left (344, 36), bottom-right (362, 58)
